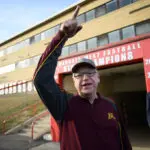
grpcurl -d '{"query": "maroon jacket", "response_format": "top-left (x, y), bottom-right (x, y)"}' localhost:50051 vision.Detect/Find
top-left (33, 30), bottom-right (132, 150)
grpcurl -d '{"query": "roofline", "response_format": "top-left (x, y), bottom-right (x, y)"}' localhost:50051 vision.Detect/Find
top-left (0, 0), bottom-right (87, 46)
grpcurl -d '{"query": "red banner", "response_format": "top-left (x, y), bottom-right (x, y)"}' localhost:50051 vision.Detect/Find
top-left (56, 41), bottom-right (143, 74)
top-left (143, 39), bottom-right (150, 92)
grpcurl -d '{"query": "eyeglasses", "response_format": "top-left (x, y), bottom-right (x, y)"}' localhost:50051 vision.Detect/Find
top-left (73, 71), bottom-right (97, 79)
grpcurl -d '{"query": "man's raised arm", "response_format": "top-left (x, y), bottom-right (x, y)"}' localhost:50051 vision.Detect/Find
top-left (33, 6), bottom-right (82, 121)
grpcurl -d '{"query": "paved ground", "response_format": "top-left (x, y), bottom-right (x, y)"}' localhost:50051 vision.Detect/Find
top-left (30, 142), bottom-right (60, 150)
top-left (0, 127), bottom-right (150, 150)
top-left (0, 134), bottom-right (58, 150)
top-left (0, 134), bottom-right (31, 150)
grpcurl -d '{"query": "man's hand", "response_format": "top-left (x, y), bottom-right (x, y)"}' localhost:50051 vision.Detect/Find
top-left (60, 6), bottom-right (82, 38)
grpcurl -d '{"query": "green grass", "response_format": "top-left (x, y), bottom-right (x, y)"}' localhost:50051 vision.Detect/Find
top-left (0, 92), bottom-right (47, 133)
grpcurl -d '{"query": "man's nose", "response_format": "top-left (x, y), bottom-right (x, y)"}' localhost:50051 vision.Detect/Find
top-left (82, 74), bottom-right (89, 80)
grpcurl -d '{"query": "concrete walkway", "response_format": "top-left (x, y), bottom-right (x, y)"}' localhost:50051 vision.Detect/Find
top-left (30, 143), bottom-right (150, 150)
top-left (0, 134), bottom-right (31, 150)
top-left (0, 127), bottom-right (150, 150)
top-left (30, 142), bottom-right (60, 150)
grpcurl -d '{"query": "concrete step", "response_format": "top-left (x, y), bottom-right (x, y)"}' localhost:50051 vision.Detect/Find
top-left (33, 128), bottom-right (50, 140)
top-left (33, 124), bottom-right (50, 128)
top-left (17, 132), bottom-right (31, 137)
top-left (17, 125), bottom-right (50, 139)
top-left (37, 118), bottom-right (50, 124)
top-left (6, 111), bottom-right (51, 141)
top-left (17, 114), bottom-right (51, 140)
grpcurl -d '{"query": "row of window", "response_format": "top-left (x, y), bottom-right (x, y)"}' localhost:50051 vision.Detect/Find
top-left (0, 24), bottom-right (60, 57)
top-left (0, 0), bottom-right (138, 58)
top-left (0, 81), bottom-right (36, 95)
top-left (61, 20), bottom-right (150, 56)
top-left (0, 19), bottom-right (149, 76)
top-left (77, 0), bottom-right (137, 25)
top-left (0, 55), bottom-right (41, 75)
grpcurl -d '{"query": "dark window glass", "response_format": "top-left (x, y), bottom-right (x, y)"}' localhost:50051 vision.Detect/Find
top-left (69, 44), bottom-right (77, 54)
top-left (87, 37), bottom-right (97, 50)
top-left (29, 36), bottom-right (35, 44)
top-left (122, 25), bottom-right (135, 39)
top-left (108, 30), bottom-right (121, 43)
top-left (62, 46), bottom-right (69, 56)
top-left (85, 9), bottom-right (95, 22)
top-left (106, 0), bottom-right (118, 13)
top-left (77, 14), bottom-right (86, 25)
top-left (95, 5), bottom-right (106, 18)
top-left (97, 34), bottom-right (108, 46)
top-left (119, 0), bottom-right (132, 7)
top-left (77, 41), bottom-right (86, 52)
top-left (136, 21), bottom-right (150, 35)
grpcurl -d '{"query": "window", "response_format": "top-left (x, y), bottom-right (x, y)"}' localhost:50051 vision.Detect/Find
top-left (122, 25), bottom-right (135, 39)
top-left (29, 36), bottom-right (35, 44)
top-left (0, 50), bottom-right (4, 57)
top-left (12, 40), bottom-right (29, 53)
top-left (95, 5), bottom-right (106, 18)
top-left (14, 42), bottom-right (23, 51)
top-left (97, 34), bottom-right (108, 46)
top-left (45, 28), bottom-right (55, 38)
top-left (4, 83), bottom-right (9, 95)
top-left (77, 14), bottom-right (86, 25)
top-left (22, 82), bottom-right (26, 92)
top-left (0, 64), bottom-right (15, 75)
top-left (24, 39), bottom-right (30, 46)
top-left (12, 82), bottom-right (17, 94)
top-left (87, 37), bottom-right (97, 50)
top-left (69, 44), bottom-right (77, 54)
top-left (17, 84), bottom-right (22, 93)
top-left (8, 83), bottom-right (13, 94)
top-left (61, 46), bottom-right (69, 56)
top-left (16, 59), bottom-right (30, 69)
top-left (27, 82), bottom-right (33, 92)
top-left (6, 46), bottom-right (13, 54)
top-left (85, 10), bottom-right (95, 22)
top-left (106, 0), bottom-right (118, 13)
top-left (136, 21), bottom-right (150, 35)
top-left (30, 34), bottom-right (41, 44)
top-left (119, 0), bottom-right (132, 8)
top-left (36, 34), bottom-right (41, 42)
top-left (77, 41), bottom-right (86, 52)
top-left (0, 84), bottom-right (4, 95)
top-left (32, 55), bottom-right (41, 65)
top-left (41, 32), bottom-right (45, 40)
top-left (108, 30), bottom-right (121, 43)
top-left (54, 24), bottom-right (60, 33)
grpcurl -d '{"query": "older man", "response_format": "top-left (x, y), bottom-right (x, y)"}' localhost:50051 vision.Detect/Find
top-left (33, 6), bottom-right (132, 150)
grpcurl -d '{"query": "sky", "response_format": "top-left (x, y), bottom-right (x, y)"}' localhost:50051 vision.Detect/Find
top-left (0, 0), bottom-right (80, 43)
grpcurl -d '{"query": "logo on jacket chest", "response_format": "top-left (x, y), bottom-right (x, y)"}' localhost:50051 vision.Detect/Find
top-left (108, 112), bottom-right (116, 120)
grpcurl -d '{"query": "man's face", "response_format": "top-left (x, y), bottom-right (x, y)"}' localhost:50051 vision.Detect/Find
top-left (72, 66), bottom-right (100, 97)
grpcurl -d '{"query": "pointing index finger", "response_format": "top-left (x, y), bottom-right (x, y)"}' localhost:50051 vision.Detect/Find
top-left (72, 5), bottom-right (80, 19)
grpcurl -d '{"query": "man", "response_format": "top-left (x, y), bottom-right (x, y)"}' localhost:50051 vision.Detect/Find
top-left (33, 6), bottom-right (132, 150)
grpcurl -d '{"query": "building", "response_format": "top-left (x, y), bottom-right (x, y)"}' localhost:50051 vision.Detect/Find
top-left (0, 0), bottom-right (150, 130)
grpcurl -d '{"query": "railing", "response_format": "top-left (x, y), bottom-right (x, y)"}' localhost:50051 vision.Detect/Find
top-left (31, 110), bottom-right (50, 139)
top-left (2, 101), bottom-right (42, 134)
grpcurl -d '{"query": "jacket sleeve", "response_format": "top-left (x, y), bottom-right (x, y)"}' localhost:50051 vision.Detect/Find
top-left (33, 30), bottom-right (73, 121)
